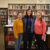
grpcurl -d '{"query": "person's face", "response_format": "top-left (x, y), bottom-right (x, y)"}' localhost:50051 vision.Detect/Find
top-left (17, 13), bottom-right (22, 19)
top-left (27, 10), bottom-right (32, 16)
top-left (36, 12), bottom-right (42, 19)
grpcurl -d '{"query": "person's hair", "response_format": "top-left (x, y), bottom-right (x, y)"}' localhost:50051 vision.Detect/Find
top-left (24, 9), bottom-right (33, 18)
top-left (36, 10), bottom-right (42, 23)
top-left (17, 11), bottom-right (22, 18)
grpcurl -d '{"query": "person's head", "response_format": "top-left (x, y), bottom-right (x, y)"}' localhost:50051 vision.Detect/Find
top-left (36, 11), bottom-right (42, 22)
top-left (25, 9), bottom-right (33, 18)
top-left (17, 12), bottom-right (22, 19)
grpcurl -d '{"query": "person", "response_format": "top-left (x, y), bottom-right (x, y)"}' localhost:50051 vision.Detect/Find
top-left (13, 12), bottom-right (23, 50)
top-left (34, 11), bottom-right (46, 50)
top-left (22, 9), bottom-right (36, 50)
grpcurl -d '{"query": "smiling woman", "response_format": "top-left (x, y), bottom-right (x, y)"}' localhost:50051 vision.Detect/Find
top-left (34, 11), bottom-right (46, 50)
top-left (13, 12), bottom-right (23, 50)
top-left (22, 9), bottom-right (36, 50)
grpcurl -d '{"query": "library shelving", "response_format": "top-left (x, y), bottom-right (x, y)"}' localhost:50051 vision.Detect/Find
top-left (0, 8), bottom-right (8, 25)
top-left (8, 4), bottom-right (36, 25)
top-left (4, 4), bottom-right (50, 50)
top-left (4, 25), bottom-right (15, 50)
top-left (4, 25), bottom-right (36, 50)
top-left (8, 4), bottom-right (50, 26)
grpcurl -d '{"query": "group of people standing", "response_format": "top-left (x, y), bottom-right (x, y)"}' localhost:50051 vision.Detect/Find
top-left (13, 9), bottom-right (46, 50)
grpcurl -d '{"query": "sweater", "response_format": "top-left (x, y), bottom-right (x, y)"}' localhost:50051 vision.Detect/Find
top-left (34, 19), bottom-right (46, 36)
top-left (13, 19), bottom-right (23, 39)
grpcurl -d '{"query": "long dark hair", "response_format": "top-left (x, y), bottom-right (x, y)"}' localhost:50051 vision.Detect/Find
top-left (24, 9), bottom-right (33, 18)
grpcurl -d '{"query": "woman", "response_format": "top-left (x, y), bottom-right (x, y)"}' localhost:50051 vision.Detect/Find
top-left (34, 11), bottom-right (46, 50)
top-left (22, 9), bottom-right (36, 50)
top-left (13, 12), bottom-right (23, 50)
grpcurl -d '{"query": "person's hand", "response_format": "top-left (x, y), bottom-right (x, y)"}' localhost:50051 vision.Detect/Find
top-left (42, 35), bottom-right (45, 40)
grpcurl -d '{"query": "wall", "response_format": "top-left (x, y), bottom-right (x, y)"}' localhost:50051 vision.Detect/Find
top-left (0, 0), bottom-right (37, 8)
top-left (46, 0), bottom-right (50, 4)
top-left (0, 0), bottom-right (50, 8)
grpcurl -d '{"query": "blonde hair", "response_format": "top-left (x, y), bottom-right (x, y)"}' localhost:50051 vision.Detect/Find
top-left (36, 10), bottom-right (42, 23)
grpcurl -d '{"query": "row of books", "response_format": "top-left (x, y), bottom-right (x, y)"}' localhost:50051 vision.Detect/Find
top-left (9, 10), bottom-right (26, 15)
top-left (0, 13), bottom-right (7, 15)
top-left (8, 16), bottom-right (50, 25)
top-left (0, 9), bottom-right (7, 12)
top-left (1, 22), bottom-right (7, 25)
top-left (0, 10), bottom-right (7, 15)
top-left (8, 10), bottom-right (48, 16)
top-left (8, 41), bottom-right (15, 47)
top-left (8, 4), bottom-right (50, 10)
top-left (7, 40), bottom-right (35, 48)
top-left (8, 4), bottom-right (36, 10)
top-left (0, 16), bottom-right (7, 25)
top-left (43, 16), bottom-right (50, 21)
top-left (8, 4), bottom-right (50, 25)
top-left (0, 9), bottom-right (8, 25)
top-left (8, 28), bottom-right (13, 31)
top-left (5, 34), bottom-right (14, 41)
top-left (1, 16), bottom-right (7, 18)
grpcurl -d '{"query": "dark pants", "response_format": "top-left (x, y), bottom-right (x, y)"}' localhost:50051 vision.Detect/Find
top-left (23, 33), bottom-right (33, 50)
top-left (35, 34), bottom-right (45, 50)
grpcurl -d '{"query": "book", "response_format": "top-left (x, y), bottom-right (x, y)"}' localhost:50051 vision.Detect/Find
top-left (8, 5), bottom-right (12, 9)
top-left (13, 5), bottom-right (16, 9)
top-left (8, 18), bottom-right (12, 25)
top-left (45, 17), bottom-right (48, 21)
top-left (8, 28), bottom-right (12, 31)
top-left (32, 11), bottom-right (35, 15)
top-left (42, 11), bottom-right (44, 15)
top-left (13, 11), bottom-right (17, 15)
top-left (9, 11), bottom-right (13, 15)
top-left (36, 5), bottom-right (41, 10)
top-left (22, 10), bottom-right (26, 16)
top-left (8, 41), bottom-right (15, 46)
top-left (45, 4), bottom-right (49, 10)
top-left (48, 22), bottom-right (50, 25)
top-left (16, 5), bottom-right (18, 9)
top-left (32, 5), bottom-right (36, 10)
top-left (20, 5), bottom-right (22, 9)
top-left (41, 5), bottom-right (45, 10)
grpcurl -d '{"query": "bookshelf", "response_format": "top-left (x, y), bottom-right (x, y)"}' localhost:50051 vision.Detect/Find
top-left (0, 8), bottom-right (8, 25)
top-left (8, 4), bottom-right (50, 26)
top-left (8, 4), bottom-right (36, 25)
top-left (4, 25), bottom-right (36, 50)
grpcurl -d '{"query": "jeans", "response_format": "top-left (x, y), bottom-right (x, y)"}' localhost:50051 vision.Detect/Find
top-left (15, 33), bottom-right (22, 50)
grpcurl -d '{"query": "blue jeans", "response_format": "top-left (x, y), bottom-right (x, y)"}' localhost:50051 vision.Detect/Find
top-left (15, 33), bottom-right (22, 50)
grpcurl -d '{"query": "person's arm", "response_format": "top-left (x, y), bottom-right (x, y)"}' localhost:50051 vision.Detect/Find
top-left (13, 20), bottom-right (18, 39)
top-left (42, 20), bottom-right (46, 40)
top-left (33, 16), bottom-right (36, 21)
top-left (31, 16), bottom-right (36, 33)
top-left (33, 16), bottom-right (36, 32)
top-left (22, 16), bottom-right (24, 21)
